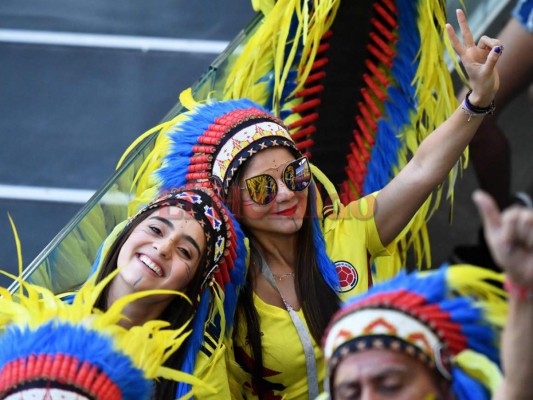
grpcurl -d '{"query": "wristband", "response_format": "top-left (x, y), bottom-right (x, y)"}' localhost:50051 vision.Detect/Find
top-left (504, 278), bottom-right (533, 301)
top-left (461, 90), bottom-right (496, 121)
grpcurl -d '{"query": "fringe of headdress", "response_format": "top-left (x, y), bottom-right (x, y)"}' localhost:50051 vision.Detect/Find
top-left (338, 264), bottom-right (506, 400)
top-left (0, 269), bottom-right (206, 400)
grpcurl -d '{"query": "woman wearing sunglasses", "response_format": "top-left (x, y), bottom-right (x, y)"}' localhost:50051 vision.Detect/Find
top-left (134, 9), bottom-right (503, 399)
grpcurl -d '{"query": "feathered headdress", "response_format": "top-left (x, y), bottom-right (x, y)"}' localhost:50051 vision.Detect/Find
top-left (322, 265), bottom-right (507, 400)
top-left (0, 271), bottom-right (205, 400)
top-left (89, 186), bottom-right (247, 398)
top-left (221, 0), bottom-right (464, 269)
top-left (117, 0), bottom-right (463, 275)
top-left (156, 99), bottom-right (302, 196)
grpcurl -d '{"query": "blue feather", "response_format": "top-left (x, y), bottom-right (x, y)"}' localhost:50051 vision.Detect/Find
top-left (309, 183), bottom-right (339, 291)
top-left (364, 118), bottom-right (402, 193)
top-left (452, 368), bottom-right (490, 400)
top-left (363, 0), bottom-right (421, 195)
top-left (175, 289), bottom-right (211, 398)
top-left (0, 322), bottom-right (151, 400)
top-left (221, 202), bottom-right (248, 333)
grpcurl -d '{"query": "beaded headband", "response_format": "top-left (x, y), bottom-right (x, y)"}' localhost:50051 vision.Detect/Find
top-left (324, 305), bottom-right (452, 379)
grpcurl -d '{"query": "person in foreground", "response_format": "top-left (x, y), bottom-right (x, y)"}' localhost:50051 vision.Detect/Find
top-left (134, 9), bottom-right (504, 399)
top-left (88, 186), bottom-right (246, 399)
top-left (321, 190), bottom-right (533, 400)
top-left (0, 266), bottom-right (199, 399)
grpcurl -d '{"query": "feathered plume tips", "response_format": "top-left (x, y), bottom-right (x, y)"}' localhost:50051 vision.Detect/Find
top-left (350, 0), bottom-right (458, 200)
top-left (0, 273), bottom-right (203, 400)
top-left (221, 0), bottom-right (340, 161)
top-left (224, 0), bottom-right (340, 115)
top-left (333, 0), bottom-right (460, 269)
top-left (322, 265), bottom-right (506, 400)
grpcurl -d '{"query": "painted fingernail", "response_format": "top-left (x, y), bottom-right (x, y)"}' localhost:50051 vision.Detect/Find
top-left (494, 45), bottom-right (503, 54)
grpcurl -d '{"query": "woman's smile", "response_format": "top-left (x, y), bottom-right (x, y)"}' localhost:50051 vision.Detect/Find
top-left (273, 204), bottom-right (298, 217)
top-left (138, 253), bottom-right (164, 277)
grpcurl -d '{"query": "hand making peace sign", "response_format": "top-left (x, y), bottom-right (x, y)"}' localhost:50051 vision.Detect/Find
top-left (446, 9), bottom-right (503, 107)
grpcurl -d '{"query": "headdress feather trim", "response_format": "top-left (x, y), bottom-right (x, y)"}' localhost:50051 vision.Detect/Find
top-left (322, 265), bottom-right (506, 400)
top-left (0, 271), bottom-right (207, 399)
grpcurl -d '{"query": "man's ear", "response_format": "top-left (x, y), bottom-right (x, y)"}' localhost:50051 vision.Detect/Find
top-left (437, 378), bottom-right (456, 400)
top-left (431, 370), bottom-right (455, 400)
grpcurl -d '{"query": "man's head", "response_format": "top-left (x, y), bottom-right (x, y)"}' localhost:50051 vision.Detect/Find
top-left (322, 266), bottom-right (506, 400)
top-left (333, 348), bottom-right (452, 400)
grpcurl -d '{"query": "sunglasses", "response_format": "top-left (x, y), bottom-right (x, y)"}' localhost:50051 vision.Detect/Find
top-left (243, 157), bottom-right (312, 205)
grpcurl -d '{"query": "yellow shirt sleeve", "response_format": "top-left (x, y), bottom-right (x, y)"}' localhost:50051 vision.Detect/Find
top-left (323, 192), bottom-right (395, 299)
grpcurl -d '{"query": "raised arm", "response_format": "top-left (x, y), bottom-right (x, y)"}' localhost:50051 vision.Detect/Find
top-left (473, 190), bottom-right (533, 400)
top-left (375, 9), bottom-right (502, 245)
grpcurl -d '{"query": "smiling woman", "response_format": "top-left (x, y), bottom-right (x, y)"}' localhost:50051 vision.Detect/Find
top-left (87, 186), bottom-right (247, 399)
top-left (114, 205), bottom-right (206, 300)
top-left (97, 197), bottom-right (208, 329)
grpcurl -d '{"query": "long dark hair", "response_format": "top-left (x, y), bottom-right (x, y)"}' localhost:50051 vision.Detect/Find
top-left (226, 163), bottom-right (340, 397)
top-left (93, 208), bottom-right (207, 400)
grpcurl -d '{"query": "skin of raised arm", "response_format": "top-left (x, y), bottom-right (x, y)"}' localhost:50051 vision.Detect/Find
top-left (473, 190), bottom-right (533, 400)
top-left (374, 9), bottom-right (502, 246)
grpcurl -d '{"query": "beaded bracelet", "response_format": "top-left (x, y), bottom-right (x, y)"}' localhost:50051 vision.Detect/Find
top-left (461, 90), bottom-right (496, 121)
top-left (504, 278), bottom-right (533, 301)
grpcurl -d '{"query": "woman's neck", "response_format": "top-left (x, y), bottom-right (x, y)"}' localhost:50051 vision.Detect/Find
top-left (252, 232), bottom-right (298, 271)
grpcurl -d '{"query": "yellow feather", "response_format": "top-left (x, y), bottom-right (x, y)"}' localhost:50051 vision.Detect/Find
top-left (223, 0), bottom-right (340, 113)
top-left (251, 0), bottom-right (275, 14)
top-left (454, 350), bottom-right (503, 394)
top-left (7, 214), bottom-right (23, 278)
top-left (116, 119), bottom-right (175, 170)
top-left (179, 87), bottom-right (200, 110)
top-left (311, 164), bottom-right (342, 217)
top-left (0, 270), bottom-right (205, 389)
top-left (446, 265), bottom-right (506, 302)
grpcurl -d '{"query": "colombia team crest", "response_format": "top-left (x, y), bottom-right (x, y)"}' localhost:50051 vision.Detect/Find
top-left (335, 261), bottom-right (358, 292)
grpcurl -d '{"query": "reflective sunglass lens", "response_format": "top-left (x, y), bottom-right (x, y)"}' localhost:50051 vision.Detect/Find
top-left (245, 174), bottom-right (278, 205)
top-left (283, 157), bottom-right (311, 191)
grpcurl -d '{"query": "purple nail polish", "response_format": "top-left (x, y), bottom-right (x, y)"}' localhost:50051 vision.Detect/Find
top-left (494, 45), bottom-right (502, 54)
